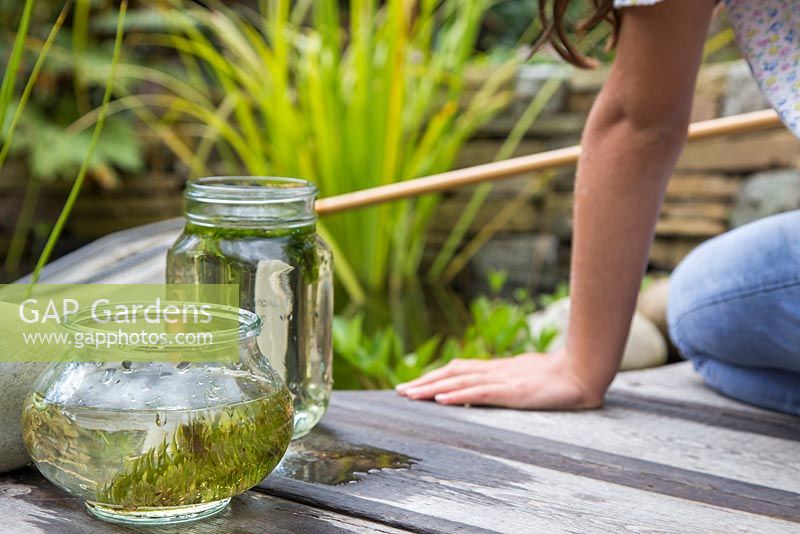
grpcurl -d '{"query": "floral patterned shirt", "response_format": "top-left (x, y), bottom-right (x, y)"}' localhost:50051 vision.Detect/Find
top-left (614, 0), bottom-right (800, 137)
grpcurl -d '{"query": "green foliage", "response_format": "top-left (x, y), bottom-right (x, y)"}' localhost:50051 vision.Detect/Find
top-left (531, 324), bottom-right (559, 353)
top-left (333, 313), bottom-right (441, 389)
top-left (7, 103), bottom-right (142, 183)
top-left (0, 0), bottom-right (147, 185)
top-left (1, 0), bottom-right (148, 278)
top-left (479, 0), bottom-right (613, 62)
top-left (486, 268), bottom-right (508, 296)
top-left (122, 0), bottom-right (518, 306)
top-left (30, 0), bottom-right (129, 284)
top-left (96, 400), bottom-right (292, 508)
top-left (458, 292), bottom-right (535, 356)
top-left (0, 0), bottom-right (34, 134)
top-left (537, 280), bottom-right (569, 308)
top-left (333, 272), bottom-right (568, 389)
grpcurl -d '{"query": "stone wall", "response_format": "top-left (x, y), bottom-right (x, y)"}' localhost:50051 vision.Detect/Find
top-left (432, 61), bottom-right (800, 298)
top-left (4, 60), bottom-right (799, 289)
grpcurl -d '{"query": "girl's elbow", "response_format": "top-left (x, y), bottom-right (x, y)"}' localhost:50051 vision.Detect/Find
top-left (588, 92), bottom-right (691, 148)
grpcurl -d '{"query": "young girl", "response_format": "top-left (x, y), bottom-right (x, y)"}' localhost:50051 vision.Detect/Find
top-left (397, 0), bottom-right (800, 416)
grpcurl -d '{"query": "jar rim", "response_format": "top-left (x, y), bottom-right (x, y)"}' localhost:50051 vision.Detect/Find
top-left (62, 302), bottom-right (262, 353)
top-left (186, 176), bottom-right (317, 203)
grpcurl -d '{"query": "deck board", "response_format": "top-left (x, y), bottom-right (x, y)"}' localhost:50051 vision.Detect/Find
top-left (400, 392), bottom-right (800, 492)
top-left (260, 396), bottom-right (800, 533)
top-left (612, 362), bottom-right (789, 416)
top-left (0, 468), bottom-right (406, 534)
top-left (5, 220), bottom-right (798, 532)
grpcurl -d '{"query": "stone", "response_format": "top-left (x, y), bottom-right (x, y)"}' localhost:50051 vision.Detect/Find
top-left (0, 362), bottom-right (48, 472)
top-left (721, 61), bottom-right (770, 117)
top-left (637, 277), bottom-right (683, 362)
top-left (566, 92), bottom-right (596, 114)
top-left (515, 63), bottom-right (572, 118)
top-left (637, 278), bottom-right (669, 336)
top-left (690, 94), bottom-right (719, 122)
top-left (676, 130), bottom-right (800, 172)
top-left (665, 173), bottom-right (741, 200)
top-left (660, 201), bottom-right (730, 221)
top-left (567, 65), bottom-right (611, 93)
top-left (528, 298), bottom-right (668, 371)
top-left (540, 193), bottom-right (574, 240)
top-left (649, 239), bottom-right (706, 270)
top-left (429, 197), bottom-right (539, 234)
top-left (470, 234), bottom-right (560, 298)
top-left (730, 169), bottom-right (800, 228)
top-left (479, 112), bottom-right (585, 139)
top-left (0, 301), bottom-right (51, 472)
top-left (655, 218), bottom-right (727, 238)
top-left (455, 139), bottom-right (546, 171)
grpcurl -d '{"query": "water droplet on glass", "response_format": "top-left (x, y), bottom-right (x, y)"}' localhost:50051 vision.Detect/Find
top-left (155, 413), bottom-right (167, 427)
top-left (102, 369), bottom-right (116, 386)
top-left (121, 361), bottom-right (133, 374)
top-left (176, 362), bottom-right (191, 374)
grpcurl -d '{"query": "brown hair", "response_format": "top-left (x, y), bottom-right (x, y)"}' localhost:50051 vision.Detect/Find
top-left (536, 0), bottom-right (619, 68)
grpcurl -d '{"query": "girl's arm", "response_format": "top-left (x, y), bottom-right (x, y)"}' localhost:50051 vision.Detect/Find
top-left (396, 0), bottom-right (716, 408)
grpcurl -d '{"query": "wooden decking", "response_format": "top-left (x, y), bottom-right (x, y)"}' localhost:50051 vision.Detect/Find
top-left (4, 220), bottom-right (798, 532)
top-left (2, 362), bottom-right (799, 533)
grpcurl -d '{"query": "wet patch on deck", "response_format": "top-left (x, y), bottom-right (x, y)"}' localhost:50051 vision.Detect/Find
top-left (276, 427), bottom-right (417, 485)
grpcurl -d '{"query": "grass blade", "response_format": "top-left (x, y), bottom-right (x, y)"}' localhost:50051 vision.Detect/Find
top-left (0, 0), bottom-right (35, 131)
top-left (30, 0), bottom-right (129, 285)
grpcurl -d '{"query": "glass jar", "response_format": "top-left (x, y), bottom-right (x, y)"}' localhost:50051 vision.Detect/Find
top-left (22, 303), bottom-right (293, 525)
top-left (166, 177), bottom-right (333, 439)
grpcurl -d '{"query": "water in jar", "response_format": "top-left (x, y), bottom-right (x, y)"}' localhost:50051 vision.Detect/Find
top-left (168, 225), bottom-right (333, 439)
top-left (22, 362), bottom-right (293, 510)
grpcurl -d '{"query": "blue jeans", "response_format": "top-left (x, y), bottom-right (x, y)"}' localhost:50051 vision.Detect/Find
top-left (667, 210), bottom-right (800, 416)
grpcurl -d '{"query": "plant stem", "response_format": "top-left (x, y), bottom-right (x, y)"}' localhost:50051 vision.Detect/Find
top-left (442, 173), bottom-right (553, 284)
top-left (4, 178), bottom-right (40, 278)
top-left (72, 0), bottom-right (92, 115)
top-left (427, 76), bottom-right (564, 281)
top-left (0, 1), bottom-right (72, 172)
top-left (29, 0), bottom-right (128, 285)
top-left (0, 0), bottom-right (35, 132)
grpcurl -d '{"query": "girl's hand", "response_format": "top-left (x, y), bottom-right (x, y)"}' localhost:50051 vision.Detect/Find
top-left (395, 349), bottom-right (604, 410)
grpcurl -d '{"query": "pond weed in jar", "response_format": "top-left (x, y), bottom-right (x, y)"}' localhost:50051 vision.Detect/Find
top-left (21, 305), bottom-right (293, 525)
top-left (167, 177), bottom-right (333, 439)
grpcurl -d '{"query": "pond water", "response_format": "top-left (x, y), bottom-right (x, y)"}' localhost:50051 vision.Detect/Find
top-left (352, 281), bottom-right (472, 350)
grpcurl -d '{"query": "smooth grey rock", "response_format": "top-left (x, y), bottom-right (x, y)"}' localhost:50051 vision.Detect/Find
top-left (528, 298), bottom-right (668, 371)
top-left (637, 277), bottom-right (669, 336)
top-left (731, 170), bottom-right (800, 228)
top-left (0, 362), bottom-right (47, 472)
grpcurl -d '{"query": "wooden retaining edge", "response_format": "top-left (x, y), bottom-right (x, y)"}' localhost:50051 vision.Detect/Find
top-left (315, 109), bottom-right (781, 215)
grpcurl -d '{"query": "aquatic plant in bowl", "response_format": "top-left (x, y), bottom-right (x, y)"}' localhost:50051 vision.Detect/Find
top-left (21, 303), bottom-right (293, 525)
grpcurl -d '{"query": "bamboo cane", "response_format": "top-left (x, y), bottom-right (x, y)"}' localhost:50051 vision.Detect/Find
top-left (315, 109), bottom-right (782, 215)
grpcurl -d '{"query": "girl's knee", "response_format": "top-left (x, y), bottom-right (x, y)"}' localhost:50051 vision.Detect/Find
top-left (666, 212), bottom-right (800, 371)
top-left (666, 245), bottom-right (711, 361)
